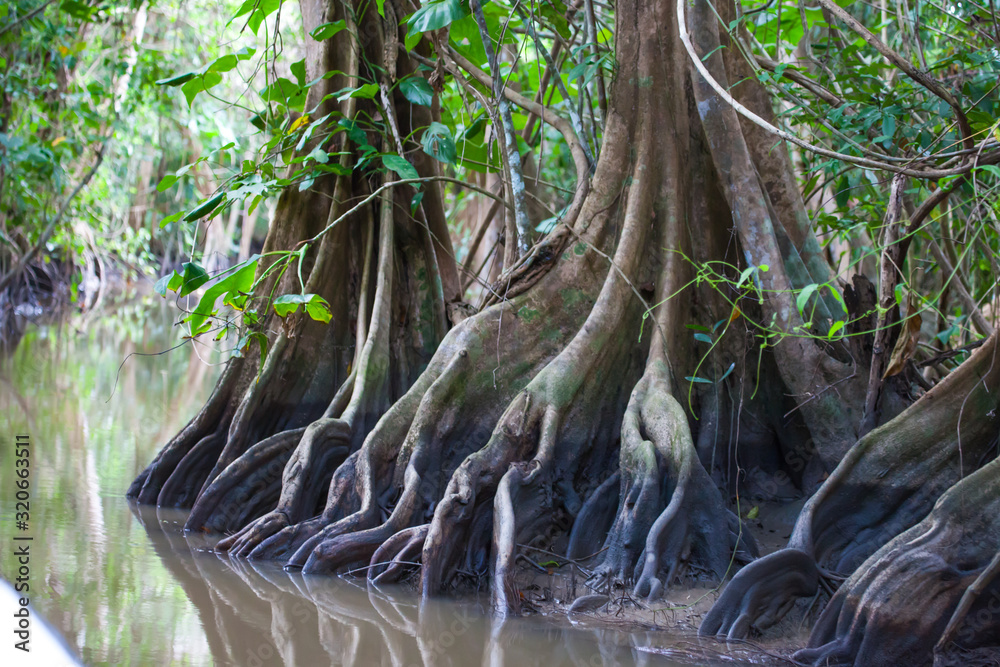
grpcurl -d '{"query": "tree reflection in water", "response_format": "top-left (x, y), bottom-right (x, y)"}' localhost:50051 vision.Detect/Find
top-left (132, 504), bottom-right (775, 667)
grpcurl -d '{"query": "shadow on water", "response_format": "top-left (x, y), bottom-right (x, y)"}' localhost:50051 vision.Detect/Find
top-left (0, 298), bottom-right (780, 666)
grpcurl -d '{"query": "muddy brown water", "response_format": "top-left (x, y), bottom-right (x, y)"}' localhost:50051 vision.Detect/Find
top-left (0, 299), bottom-right (784, 665)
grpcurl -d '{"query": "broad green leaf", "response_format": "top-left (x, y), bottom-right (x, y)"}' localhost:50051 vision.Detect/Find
top-left (290, 59), bottom-right (306, 86)
top-left (184, 258), bottom-right (259, 336)
top-left (305, 297), bottom-right (332, 323)
top-left (407, 0), bottom-right (467, 39)
top-left (177, 262), bottom-right (210, 297)
top-left (157, 174), bottom-right (178, 192)
top-left (154, 273), bottom-right (173, 297)
top-left (273, 293), bottom-right (310, 317)
top-left (247, 0), bottom-right (281, 34)
top-left (158, 211), bottom-right (184, 229)
top-left (273, 292), bottom-right (329, 319)
top-left (796, 283), bottom-right (819, 315)
top-left (382, 154), bottom-right (419, 181)
top-left (400, 76), bottom-right (434, 106)
top-left (310, 20), bottom-right (346, 41)
top-left (421, 122), bottom-right (457, 165)
top-left (181, 72), bottom-right (223, 107)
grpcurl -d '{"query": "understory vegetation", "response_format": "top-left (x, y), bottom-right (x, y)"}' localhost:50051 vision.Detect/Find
top-left (6, 0), bottom-right (1000, 663)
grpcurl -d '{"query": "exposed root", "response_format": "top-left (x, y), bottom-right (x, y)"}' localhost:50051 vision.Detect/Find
top-left (586, 362), bottom-right (757, 603)
top-left (188, 427), bottom-right (308, 535)
top-left (794, 457), bottom-right (1000, 666)
top-left (368, 523), bottom-right (428, 584)
top-left (703, 332), bottom-right (1000, 639)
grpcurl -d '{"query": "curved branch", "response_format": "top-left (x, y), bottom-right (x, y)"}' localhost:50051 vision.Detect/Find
top-left (814, 0), bottom-right (974, 150)
top-left (676, 0), bottom-right (997, 179)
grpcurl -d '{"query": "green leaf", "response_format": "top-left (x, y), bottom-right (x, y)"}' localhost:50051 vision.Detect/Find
top-left (693, 333), bottom-right (713, 344)
top-left (290, 59), bottom-right (306, 86)
top-left (400, 76), bottom-right (434, 106)
top-left (796, 283), bottom-right (819, 315)
top-left (184, 193), bottom-right (225, 222)
top-left (410, 191), bottom-right (425, 215)
top-left (382, 154), bottom-right (419, 181)
top-left (261, 77), bottom-right (307, 111)
top-left (157, 174), bottom-right (178, 192)
top-left (158, 211), bottom-right (184, 229)
top-left (181, 72), bottom-right (223, 107)
top-left (828, 320), bottom-right (846, 338)
top-left (247, 0), bottom-right (281, 34)
top-left (307, 146), bottom-right (330, 163)
top-left (305, 297), bottom-right (332, 323)
top-left (376, 0), bottom-right (386, 16)
top-left (156, 72), bottom-right (196, 87)
top-left (684, 376), bottom-right (713, 384)
top-left (154, 273), bottom-right (173, 297)
top-left (421, 122), bottom-right (457, 165)
top-left (719, 362), bottom-right (736, 382)
top-left (177, 262), bottom-right (210, 297)
top-left (407, 0), bottom-right (468, 39)
top-left (273, 293), bottom-right (332, 322)
top-left (184, 258), bottom-right (259, 336)
top-left (881, 114), bottom-right (896, 149)
top-left (310, 20), bottom-right (346, 40)
top-left (345, 83), bottom-right (379, 100)
top-left (207, 54), bottom-right (238, 74)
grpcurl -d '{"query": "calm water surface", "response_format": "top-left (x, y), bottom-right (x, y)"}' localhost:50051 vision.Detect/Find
top-left (0, 300), bottom-right (774, 666)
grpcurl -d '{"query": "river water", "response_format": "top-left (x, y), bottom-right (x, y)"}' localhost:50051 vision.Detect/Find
top-left (0, 299), bottom-right (777, 666)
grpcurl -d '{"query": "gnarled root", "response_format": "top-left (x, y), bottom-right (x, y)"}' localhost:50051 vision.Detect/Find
top-left (255, 262), bottom-right (599, 575)
top-left (703, 332), bottom-right (1000, 639)
top-left (211, 418), bottom-right (351, 553)
top-left (699, 549), bottom-right (818, 639)
top-left (793, 457), bottom-right (1000, 666)
top-left (586, 362), bottom-right (757, 603)
top-left (188, 427), bottom-right (308, 535)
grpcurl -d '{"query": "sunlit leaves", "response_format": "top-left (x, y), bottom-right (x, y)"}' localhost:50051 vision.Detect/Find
top-left (310, 20), bottom-right (345, 41)
top-left (272, 293), bottom-right (332, 323)
top-left (231, 0), bottom-right (281, 34)
top-left (406, 0), bottom-right (468, 40)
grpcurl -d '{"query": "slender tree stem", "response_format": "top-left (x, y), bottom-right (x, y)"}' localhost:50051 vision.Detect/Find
top-left (469, 0), bottom-right (532, 258)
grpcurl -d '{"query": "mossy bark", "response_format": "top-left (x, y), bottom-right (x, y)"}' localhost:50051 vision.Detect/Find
top-left (130, 0), bottom-right (1000, 657)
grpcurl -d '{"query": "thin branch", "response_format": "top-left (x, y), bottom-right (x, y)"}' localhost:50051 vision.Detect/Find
top-left (676, 0), bottom-right (999, 179)
top-left (306, 176), bottom-right (509, 245)
top-left (0, 0), bottom-right (55, 37)
top-left (446, 46), bottom-right (591, 223)
top-left (470, 0), bottom-right (532, 258)
top-left (814, 0), bottom-right (973, 149)
top-left (927, 238), bottom-right (993, 337)
top-left (859, 174), bottom-right (906, 437)
top-left (515, 3), bottom-right (595, 171)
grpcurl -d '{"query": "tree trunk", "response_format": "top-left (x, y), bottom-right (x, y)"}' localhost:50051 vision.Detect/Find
top-left (130, 0), bottom-right (1000, 659)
